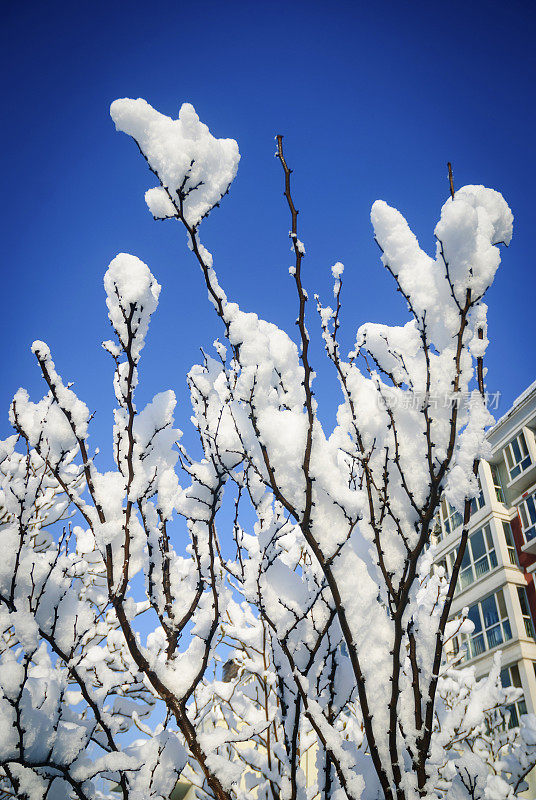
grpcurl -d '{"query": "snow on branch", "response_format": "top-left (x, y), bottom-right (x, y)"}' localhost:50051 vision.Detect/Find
top-left (0, 97), bottom-right (530, 800)
top-left (110, 98), bottom-right (240, 227)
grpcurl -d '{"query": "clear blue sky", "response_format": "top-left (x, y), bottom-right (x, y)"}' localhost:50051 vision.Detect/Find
top-left (2, 0), bottom-right (535, 462)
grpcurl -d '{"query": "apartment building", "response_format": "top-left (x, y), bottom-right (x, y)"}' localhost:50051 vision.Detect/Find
top-left (433, 379), bottom-right (536, 749)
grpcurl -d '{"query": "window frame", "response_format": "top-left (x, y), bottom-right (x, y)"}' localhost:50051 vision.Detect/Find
top-left (440, 497), bottom-right (463, 537)
top-left (453, 588), bottom-right (512, 662)
top-left (500, 663), bottom-right (527, 729)
top-left (504, 430), bottom-right (532, 482)
top-left (491, 462), bottom-right (505, 504)
top-left (438, 478), bottom-right (485, 538)
top-left (469, 478), bottom-right (485, 517)
top-left (518, 491), bottom-right (536, 543)
top-left (444, 524), bottom-right (497, 594)
top-left (517, 585), bottom-right (535, 639)
top-left (502, 520), bottom-right (518, 566)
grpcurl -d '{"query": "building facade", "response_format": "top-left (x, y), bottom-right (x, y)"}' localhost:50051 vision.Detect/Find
top-left (433, 380), bottom-right (536, 778)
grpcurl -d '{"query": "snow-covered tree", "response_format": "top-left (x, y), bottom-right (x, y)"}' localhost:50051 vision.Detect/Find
top-left (0, 97), bottom-right (535, 800)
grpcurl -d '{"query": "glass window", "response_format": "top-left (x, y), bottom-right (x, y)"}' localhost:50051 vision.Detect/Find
top-left (469, 476), bottom-right (485, 516)
top-left (505, 700), bottom-right (528, 728)
top-left (491, 463), bottom-right (505, 503)
top-left (459, 545), bottom-right (473, 590)
top-left (439, 482), bottom-right (485, 538)
top-left (500, 663), bottom-right (527, 729)
top-left (482, 594), bottom-right (499, 626)
top-left (453, 589), bottom-right (512, 662)
top-left (502, 521), bottom-right (518, 565)
top-left (440, 497), bottom-right (463, 536)
top-left (517, 586), bottom-right (535, 639)
top-left (504, 431), bottom-right (532, 481)
top-left (497, 588), bottom-right (508, 618)
top-left (518, 492), bottom-right (536, 543)
top-left (501, 663), bottom-right (523, 689)
top-left (468, 603), bottom-right (483, 632)
top-left (451, 524), bottom-right (497, 594)
top-left (471, 529), bottom-right (486, 560)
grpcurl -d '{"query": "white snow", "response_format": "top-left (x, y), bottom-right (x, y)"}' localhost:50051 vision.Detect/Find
top-left (110, 98), bottom-right (240, 227)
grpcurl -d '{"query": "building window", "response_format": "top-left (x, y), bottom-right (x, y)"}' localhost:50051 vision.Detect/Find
top-left (459, 525), bottom-right (497, 591)
top-left (469, 478), bottom-right (485, 517)
top-left (518, 492), bottom-right (536, 543)
top-left (500, 663), bottom-right (527, 728)
top-left (502, 521), bottom-right (518, 566)
top-left (440, 498), bottom-right (463, 537)
top-left (504, 431), bottom-right (532, 481)
top-left (453, 589), bottom-right (512, 661)
top-left (491, 463), bottom-right (505, 503)
top-left (438, 480), bottom-right (484, 538)
top-left (517, 586), bottom-right (535, 639)
top-left (446, 525), bottom-right (497, 594)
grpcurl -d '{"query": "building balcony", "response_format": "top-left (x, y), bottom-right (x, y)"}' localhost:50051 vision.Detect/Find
top-left (522, 536), bottom-right (536, 557)
top-left (507, 460), bottom-right (536, 500)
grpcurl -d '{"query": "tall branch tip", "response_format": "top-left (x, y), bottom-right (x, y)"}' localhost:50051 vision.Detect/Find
top-left (447, 162), bottom-right (455, 199)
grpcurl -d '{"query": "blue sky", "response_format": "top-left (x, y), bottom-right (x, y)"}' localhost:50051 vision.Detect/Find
top-left (1, 0), bottom-right (535, 462)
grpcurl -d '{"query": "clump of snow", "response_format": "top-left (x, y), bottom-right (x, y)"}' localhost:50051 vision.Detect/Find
top-left (331, 261), bottom-right (344, 297)
top-left (30, 341), bottom-right (90, 441)
top-left (371, 185), bottom-right (512, 322)
top-left (331, 262), bottom-right (344, 279)
top-left (104, 253), bottom-right (160, 363)
top-left (289, 232), bottom-right (306, 255)
top-left (435, 185), bottom-right (513, 300)
top-left (129, 390), bottom-right (181, 519)
top-left (110, 98), bottom-right (240, 227)
top-left (144, 187), bottom-right (177, 219)
top-left (371, 200), bottom-right (438, 316)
